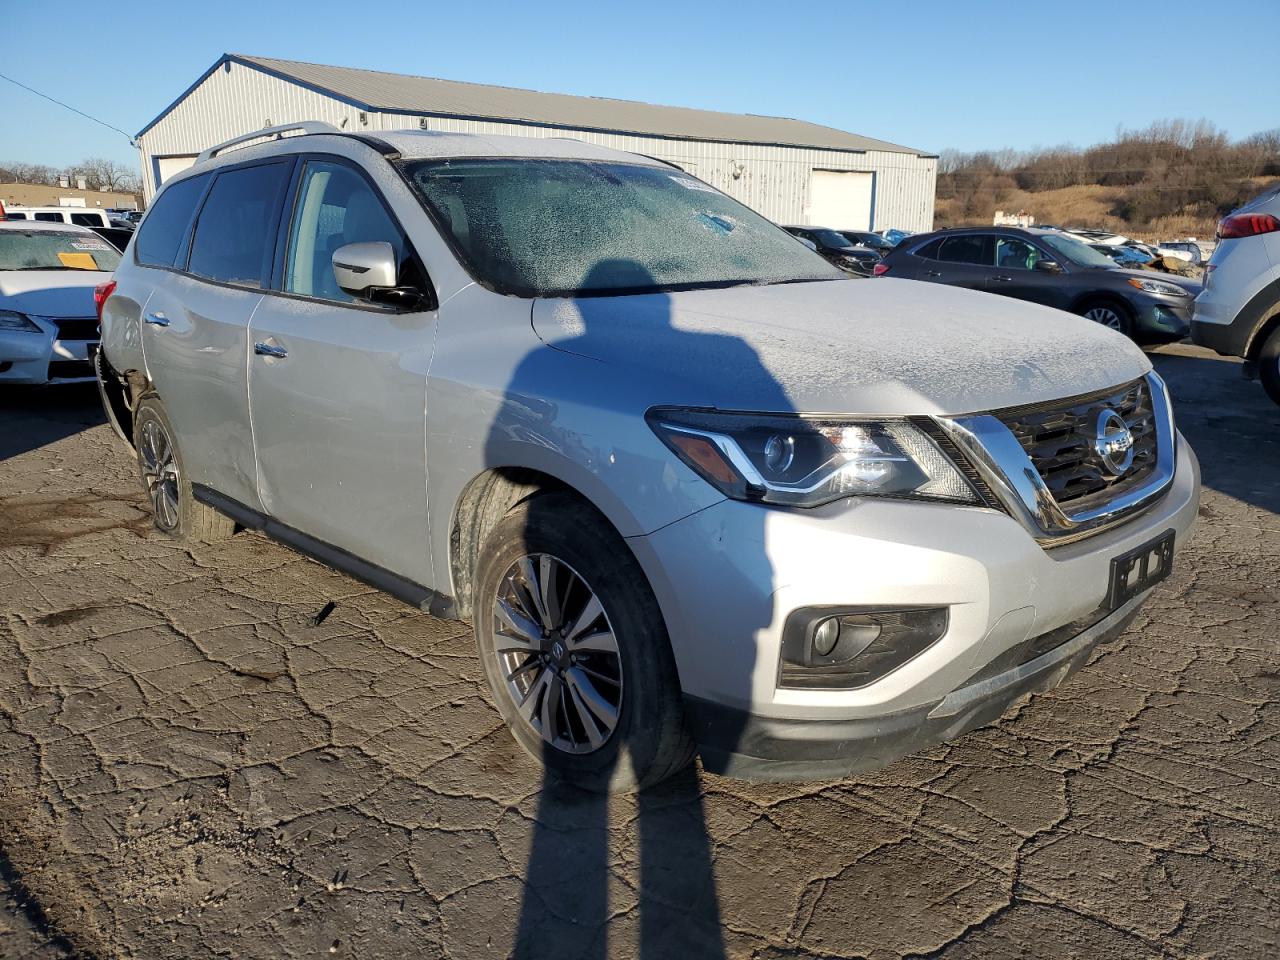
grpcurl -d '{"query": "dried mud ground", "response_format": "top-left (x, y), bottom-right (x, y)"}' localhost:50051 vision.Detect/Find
top-left (0, 343), bottom-right (1275, 960)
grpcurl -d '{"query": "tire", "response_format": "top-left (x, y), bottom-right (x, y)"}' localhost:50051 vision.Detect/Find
top-left (132, 395), bottom-right (235, 543)
top-left (1260, 326), bottom-right (1280, 406)
top-left (473, 491), bottom-right (695, 792)
top-left (1077, 298), bottom-right (1135, 338)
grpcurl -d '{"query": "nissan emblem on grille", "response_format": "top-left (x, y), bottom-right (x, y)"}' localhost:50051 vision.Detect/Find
top-left (1093, 409), bottom-right (1136, 477)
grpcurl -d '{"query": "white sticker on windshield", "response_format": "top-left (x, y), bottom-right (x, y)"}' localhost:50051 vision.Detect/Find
top-left (669, 176), bottom-right (718, 194)
top-left (71, 241), bottom-right (110, 251)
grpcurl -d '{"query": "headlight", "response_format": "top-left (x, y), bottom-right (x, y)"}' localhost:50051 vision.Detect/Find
top-left (0, 310), bottom-right (42, 333)
top-left (647, 409), bottom-right (981, 507)
top-left (1127, 277), bottom-right (1189, 297)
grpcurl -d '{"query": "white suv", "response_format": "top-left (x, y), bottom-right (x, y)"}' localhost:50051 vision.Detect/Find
top-left (1192, 185), bottom-right (1280, 404)
top-left (97, 123), bottom-right (1200, 789)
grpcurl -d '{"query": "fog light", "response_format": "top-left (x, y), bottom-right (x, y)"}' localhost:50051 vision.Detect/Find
top-left (812, 617), bottom-right (840, 656)
top-left (780, 607), bottom-right (948, 690)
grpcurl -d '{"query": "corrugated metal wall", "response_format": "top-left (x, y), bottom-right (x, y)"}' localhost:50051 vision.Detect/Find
top-left (138, 61), bottom-right (936, 231)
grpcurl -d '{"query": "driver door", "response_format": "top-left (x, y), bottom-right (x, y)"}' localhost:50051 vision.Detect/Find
top-left (247, 156), bottom-right (438, 584)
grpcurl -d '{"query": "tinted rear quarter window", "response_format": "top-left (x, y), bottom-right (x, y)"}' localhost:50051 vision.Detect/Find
top-left (70, 213), bottom-right (102, 227)
top-left (913, 238), bottom-right (943, 259)
top-left (188, 162), bottom-right (291, 288)
top-left (136, 174), bottom-right (209, 267)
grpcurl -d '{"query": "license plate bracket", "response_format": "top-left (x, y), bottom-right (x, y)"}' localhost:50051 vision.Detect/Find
top-left (1107, 529), bottom-right (1175, 609)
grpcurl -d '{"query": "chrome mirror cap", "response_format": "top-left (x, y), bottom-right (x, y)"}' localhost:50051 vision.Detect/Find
top-left (332, 241), bottom-right (397, 298)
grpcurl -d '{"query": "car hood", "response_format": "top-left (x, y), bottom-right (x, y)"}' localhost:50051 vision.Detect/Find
top-left (531, 277), bottom-right (1152, 416)
top-left (0, 270), bottom-right (110, 317)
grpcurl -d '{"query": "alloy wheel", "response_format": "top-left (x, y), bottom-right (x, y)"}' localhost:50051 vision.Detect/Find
top-left (492, 553), bottom-right (623, 754)
top-left (1084, 306), bottom-right (1123, 330)
top-left (139, 418), bottom-right (181, 532)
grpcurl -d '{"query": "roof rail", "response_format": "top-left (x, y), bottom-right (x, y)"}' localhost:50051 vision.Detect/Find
top-left (196, 121), bottom-right (340, 164)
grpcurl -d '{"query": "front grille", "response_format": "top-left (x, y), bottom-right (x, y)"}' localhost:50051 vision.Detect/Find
top-left (51, 317), bottom-right (99, 341)
top-left (48, 360), bottom-right (94, 380)
top-left (998, 379), bottom-right (1158, 511)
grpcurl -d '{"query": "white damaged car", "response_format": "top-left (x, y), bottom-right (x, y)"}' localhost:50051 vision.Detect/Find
top-left (0, 221), bottom-right (120, 384)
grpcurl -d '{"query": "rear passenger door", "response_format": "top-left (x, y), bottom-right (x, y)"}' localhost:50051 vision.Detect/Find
top-left (931, 234), bottom-right (996, 290)
top-left (140, 159), bottom-right (293, 511)
top-left (246, 156), bottom-right (437, 584)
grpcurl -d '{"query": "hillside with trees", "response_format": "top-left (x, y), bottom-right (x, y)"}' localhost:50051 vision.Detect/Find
top-left (936, 120), bottom-right (1280, 239)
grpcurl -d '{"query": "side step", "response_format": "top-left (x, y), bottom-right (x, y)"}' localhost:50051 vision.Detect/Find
top-left (192, 484), bottom-right (458, 620)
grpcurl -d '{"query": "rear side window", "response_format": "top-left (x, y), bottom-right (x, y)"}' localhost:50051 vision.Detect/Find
top-left (938, 235), bottom-right (993, 266)
top-left (34, 212), bottom-right (63, 222)
top-left (188, 163), bottom-right (291, 288)
top-left (5, 212), bottom-right (28, 220)
top-left (913, 238), bottom-right (943, 259)
top-left (136, 174), bottom-right (208, 267)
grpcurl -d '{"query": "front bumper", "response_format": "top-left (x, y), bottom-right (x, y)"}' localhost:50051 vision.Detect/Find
top-left (627, 433), bottom-right (1200, 778)
top-left (0, 318), bottom-right (97, 384)
top-left (1132, 295), bottom-right (1191, 343)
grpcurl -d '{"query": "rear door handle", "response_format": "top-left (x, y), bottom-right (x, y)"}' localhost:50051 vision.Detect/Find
top-left (924, 270), bottom-right (943, 278)
top-left (144, 311), bottom-right (169, 326)
top-left (254, 341), bottom-right (288, 359)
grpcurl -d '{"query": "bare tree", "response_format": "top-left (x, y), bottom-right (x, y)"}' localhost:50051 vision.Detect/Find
top-left (70, 156), bottom-right (142, 193)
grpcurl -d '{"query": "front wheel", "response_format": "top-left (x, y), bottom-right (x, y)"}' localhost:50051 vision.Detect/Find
top-left (472, 492), bottom-right (695, 792)
top-left (1078, 298), bottom-right (1134, 338)
top-left (1258, 325), bottom-right (1280, 406)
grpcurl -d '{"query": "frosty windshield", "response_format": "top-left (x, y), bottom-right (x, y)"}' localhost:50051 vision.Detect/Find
top-left (403, 159), bottom-right (841, 297)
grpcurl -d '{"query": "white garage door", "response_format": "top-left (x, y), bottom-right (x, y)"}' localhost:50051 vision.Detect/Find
top-left (156, 155), bottom-right (198, 186)
top-left (808, 170), bottom-right (873, 230)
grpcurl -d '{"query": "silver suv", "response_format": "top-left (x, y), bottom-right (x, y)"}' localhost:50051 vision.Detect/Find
top-left (97, 123), bottom-right (1201, 789)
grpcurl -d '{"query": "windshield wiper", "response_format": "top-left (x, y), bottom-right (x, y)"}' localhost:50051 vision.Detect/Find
top-left (13, 265), bottom-right (88, 271)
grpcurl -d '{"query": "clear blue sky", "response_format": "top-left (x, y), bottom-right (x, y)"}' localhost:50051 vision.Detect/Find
top-left (3, 0), bottom-right (1275, 170)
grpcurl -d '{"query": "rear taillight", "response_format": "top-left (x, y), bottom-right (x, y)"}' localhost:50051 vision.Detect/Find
top-left (1217, 213), bottom-right (1280, 239)
top-left (872, 262), bottom-right (891, 276)
top-left (93, 280), bottom-right (116, 330)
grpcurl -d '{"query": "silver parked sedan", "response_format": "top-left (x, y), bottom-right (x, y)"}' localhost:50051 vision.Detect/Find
top-left (97, 124), bottom-right (1200, 790)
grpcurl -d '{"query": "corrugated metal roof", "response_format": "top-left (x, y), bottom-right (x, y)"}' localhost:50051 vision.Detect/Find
top-left (229, 54), bottom-right (927, 156)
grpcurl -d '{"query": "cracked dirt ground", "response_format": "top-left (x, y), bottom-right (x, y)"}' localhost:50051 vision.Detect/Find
top-left (0, 343), bottom-right (1275, 960)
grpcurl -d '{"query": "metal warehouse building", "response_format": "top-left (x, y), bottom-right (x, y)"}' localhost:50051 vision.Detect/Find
top-left (136, 54), bottom-right (937, 231)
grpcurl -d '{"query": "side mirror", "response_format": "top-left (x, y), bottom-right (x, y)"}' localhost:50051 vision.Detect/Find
top-left (1034, 259), bottom-right (1063, 274)
top-left (332, 241), bottom-right (427, 308)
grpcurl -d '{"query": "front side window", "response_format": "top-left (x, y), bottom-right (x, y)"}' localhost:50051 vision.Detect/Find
top-left (0, 230), bottom-right (122, 272)
top-left (70, 213), bottom-right (102, 227)
top-left (135, 173), bottom-right (208, 267)
top-left (188, 162), bottom-right (291, 287)
top-left (807, 228), bottom-right (856, 251)
top-left (994, 237), bottom-right (1045, 271)
top-left (938, 235), bottom-right (993, 266)
top-left (403, 159), bottom-right (840, 297)
top-left (284, 160), bottom-right (414, 302)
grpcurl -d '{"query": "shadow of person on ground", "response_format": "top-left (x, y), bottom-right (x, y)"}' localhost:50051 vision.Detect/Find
top-left (1149, 348), bottom-right (1280, 514)
top-left (477, 259), bottom-right (795, 958)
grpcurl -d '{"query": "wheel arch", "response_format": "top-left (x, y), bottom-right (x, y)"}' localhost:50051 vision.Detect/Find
top-left (449, 466), bottom-right (636, 621)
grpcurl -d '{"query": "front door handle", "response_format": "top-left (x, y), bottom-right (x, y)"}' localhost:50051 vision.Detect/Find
top-left (924, 270), bottom-right (943, 278)
top-left (254, 341), bottom-right (288, 359)
top-left (144, 311), bottom-right (170, 326)
top-left (991, 275), bottom-right (1014, 282)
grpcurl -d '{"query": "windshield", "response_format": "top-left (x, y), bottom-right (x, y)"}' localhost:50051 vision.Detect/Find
top-left (0, 230), bottom-right (121, 272)
top-left (808, 228), bottom-right (856, 250)
top-left (403, 159), bottom-right (841, 296)
top-left (1040, 233), bottom-right (1116, 269)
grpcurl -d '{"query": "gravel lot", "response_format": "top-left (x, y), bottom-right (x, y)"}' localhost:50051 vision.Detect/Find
top-left (0, 343), bottom-right (1275, 960)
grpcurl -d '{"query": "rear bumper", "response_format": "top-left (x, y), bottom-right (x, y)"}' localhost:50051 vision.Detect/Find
top-left (688, 595), bottom-right (1145, 781)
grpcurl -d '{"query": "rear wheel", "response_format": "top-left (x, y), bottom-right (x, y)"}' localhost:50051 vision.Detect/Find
top-left (1259, 325), bottom-right (1280, 406)
top-left (133, 396), bottom-right (235, 542)
top-left (473, 492), bottom-right (694, 792)
top-left (1078, 298), bottom-right (1134, 338)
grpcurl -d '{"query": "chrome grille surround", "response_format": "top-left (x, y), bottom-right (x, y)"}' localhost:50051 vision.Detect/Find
top-left (934, 372), bottom-right (1177, 546)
